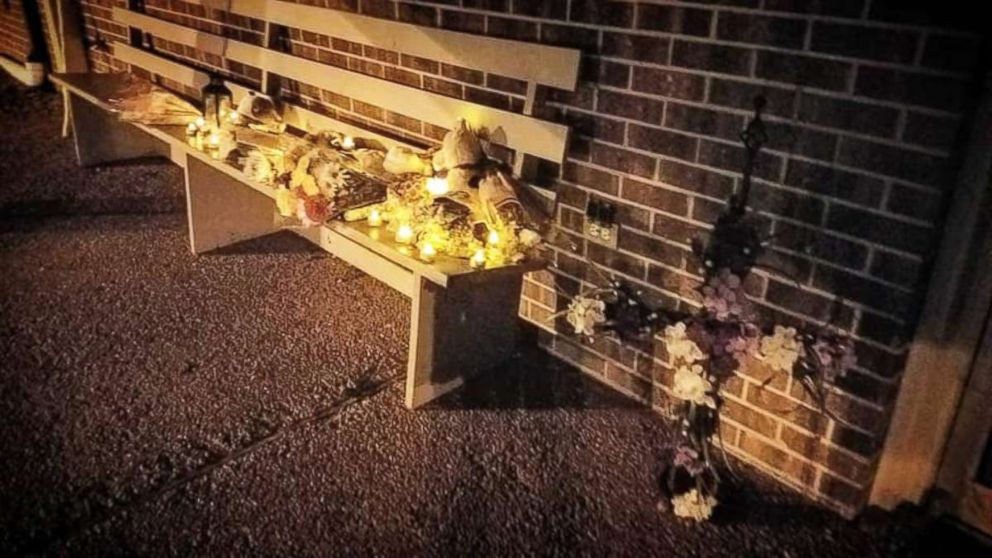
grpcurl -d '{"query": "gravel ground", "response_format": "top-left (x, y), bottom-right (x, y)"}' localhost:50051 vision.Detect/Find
top-left (0, 73), bottom-right (985, 557)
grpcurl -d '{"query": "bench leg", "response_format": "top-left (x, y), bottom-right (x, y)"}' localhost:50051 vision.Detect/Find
top-left (405, 274), bottom-right (523, 409)
top-left (68, 93), bottom-right (169, 166)
top-left (184, 155), bottom-right (279, 254)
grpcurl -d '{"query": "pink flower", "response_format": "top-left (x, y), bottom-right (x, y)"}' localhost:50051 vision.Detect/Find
top-left (701, 269), bottom-right (751, 321)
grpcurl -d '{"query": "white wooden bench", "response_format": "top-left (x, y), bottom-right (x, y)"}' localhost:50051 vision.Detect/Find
top-left (52, 2), bottom-right (579, 409)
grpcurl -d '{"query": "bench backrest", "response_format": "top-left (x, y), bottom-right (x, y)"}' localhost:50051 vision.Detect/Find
top-left (109, 3), bottom-right (581, 167)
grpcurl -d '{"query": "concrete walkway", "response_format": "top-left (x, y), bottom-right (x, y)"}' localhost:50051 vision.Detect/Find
top-left (0, 74), bottom-right (973, 557)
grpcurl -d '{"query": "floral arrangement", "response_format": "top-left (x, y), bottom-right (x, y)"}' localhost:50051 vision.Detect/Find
top-left (194, 106), bottom-right (547, 269)
top-left (554, 97), bottom-right (857, 522)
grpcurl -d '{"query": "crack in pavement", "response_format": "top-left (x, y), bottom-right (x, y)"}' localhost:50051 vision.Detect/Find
top-left (25, 368), bottom-right (404, 556)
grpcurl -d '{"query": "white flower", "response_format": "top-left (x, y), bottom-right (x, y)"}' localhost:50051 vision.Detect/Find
top-left (243, 150), bottom-right (273, 183)
top-left (672, 489), bottom-right (717, 522)
top-left (760, 325), bottom-right (801, 372)
top-left (566, 296), bottom-right (606, 336)
top-left (672, 364), bottom-right (716, 408)
top-left (518, 228), bottom-right (541, 248)
top-left (314, 159), bottom-right (351, 199)
top-left (663, 322), bottom-right (705, 364)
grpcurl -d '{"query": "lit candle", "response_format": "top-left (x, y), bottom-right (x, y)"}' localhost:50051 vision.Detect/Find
top-left (487, 229), bottom-right (500, 246)
top-left (341, 136), bottom-right (355, 150)
top-left (425, 176), bottom-right (449, 196)
top-left (470, 248), bottom-right (486, 269)
top-left (395, 224), bottom-right (414, 245)
top-left (186, 121), bottom-right (198, 136)
top-left (208, 132), bottom-right (220, 148)
top-left (419, 242), bottom-right (437, 263)
top-left (194, 117), bottom-right (206, 129)
top-left (368, 209), bottom-right (383, 227)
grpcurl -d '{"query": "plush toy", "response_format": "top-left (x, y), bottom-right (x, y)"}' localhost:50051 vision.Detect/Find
top-left (384, 146), bottom-right (429, 175)
top-left (235, 91), bottom-right (285, 134)
top-left (432, 118), bottom-right (485, 172)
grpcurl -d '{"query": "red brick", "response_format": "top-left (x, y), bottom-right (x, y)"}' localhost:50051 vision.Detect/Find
top-left (440, 10), bottom-right (484, 34)
top-left (596, 90), bottom-right (664, 124)
top-left (746, 383), bottom-right (829, 435)
top-left (384, 65), bottom-right (421, 88)
top-left (672, 40), bottom-right (752, 76)
top-left (709, 78), bottom-right (797, 118)
top-left (541, 24), bottom-right (599, 51)
top-left (398, 3), bottom-right (436, 26)
top-left (628, 124), bottom-right (698, 161)
top-left (811, 22), bottom-right (918, 64)
top-left (618, 229), bottom-right (683, 268)
top-left (586, 243), bottom-right (647, 280)
top-left (561, 161), bottom-right (620, 196)
top-left (620, 178), bottom-right (689, 215)
top-left (423, 76), bottom-right (463, 98)
top-left (717, 12), bottom-right (807, 49)
top-left (589, 142), bottom-right (657, 179)
top-left (723, 398), bottom-right (778, 438)
top-left (589, 193), bottom-right (651, 231)
top-left (570, 0), bottom-right (634, 28)
top-left (562, 111), bottom-right (626, 145)
top-left (738, 431), bottom-right (790, 469)
top-left (601, 32), bottom-right (670, 63)
top-left (488, 16), bottom-right (538, 41)
top-left (554, 338), bottom-right (607, 374)
top-left (636, 5), bottom-right (712, 36)
top-left (465, 87), bottom-right (510, 110)
top-left (856, 66), bottom-right (970, 112)
top-left (584, 58), bottom-right (631, 88)
top-left (819, 474), bottom-right (867, 509)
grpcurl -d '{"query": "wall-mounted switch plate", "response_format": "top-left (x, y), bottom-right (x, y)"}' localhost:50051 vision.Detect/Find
top-left (585, 199), bottom-right (619, 249)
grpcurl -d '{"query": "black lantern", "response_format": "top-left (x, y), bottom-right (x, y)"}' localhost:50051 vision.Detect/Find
top-left (201, 74), bottom-right (232, 130)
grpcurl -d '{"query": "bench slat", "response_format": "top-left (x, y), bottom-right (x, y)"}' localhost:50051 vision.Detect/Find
top-left (113, 8), bottom-right (571, 163)
top-left (188, 0), bottom-right (580, 91)
top-left (114, 42), bottom-right (416, 152)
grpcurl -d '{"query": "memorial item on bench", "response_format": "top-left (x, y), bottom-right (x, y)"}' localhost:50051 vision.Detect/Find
top-left (552, 97), bottom-right (857, 522)
top-left (243, 149), bottom-right (275, 184)
top-left (235, 127), bottom-right (283, 151)
top-left (201, 74), bottom-right (233, 131)
top-left (217, 106), bottom-right (542, 267)
top-left (233, 91), bottom-right (285, 134)
top-left (109, 87), bottom-right (200, 126)
top-left (383, 146), bottom-right (430, 176)
top-left (271, 140), bottom-right (388, 227)
top-left (432, 118), bottom-right (484, 173)
top-left (343, 119), bottom-right (549, 268)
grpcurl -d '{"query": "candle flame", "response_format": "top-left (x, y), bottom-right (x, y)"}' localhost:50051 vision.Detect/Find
top-left (426, 176), bottom-right (449, 196)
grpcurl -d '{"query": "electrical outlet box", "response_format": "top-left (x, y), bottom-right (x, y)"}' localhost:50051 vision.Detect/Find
top-left (585, 199), bottom-right (619, 249)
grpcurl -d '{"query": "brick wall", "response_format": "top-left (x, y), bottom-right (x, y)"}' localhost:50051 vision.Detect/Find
top-left (75, 0), bottom-right (985, 517)
top-left (1, 0), bottom-right (34, 63)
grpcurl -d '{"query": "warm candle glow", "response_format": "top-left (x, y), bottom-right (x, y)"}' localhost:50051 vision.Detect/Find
top-left (208, 132), bottom-right (220, 146)
top-left (186, 121), bottom-right (198, 135)
top-left (368, 209), bottom-right (383, 227)
top-left (395, 224), bottom-right (414, 245)
top-left (487, 229), bottom-right (500, 246)
top-left (425, 176), bottom-right (449, 196)
top-left (419, 242), bottom-right (437, 262)
top-left (194, 117), bottom-right (206, 129)
top-left (341, 136), bottom-right (356, 150)
top-left (470, 248), bottom-right (486, 269)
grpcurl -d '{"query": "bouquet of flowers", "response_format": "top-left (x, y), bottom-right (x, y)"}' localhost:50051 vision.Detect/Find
top-left (554, 97), bottom-right (858, 521)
